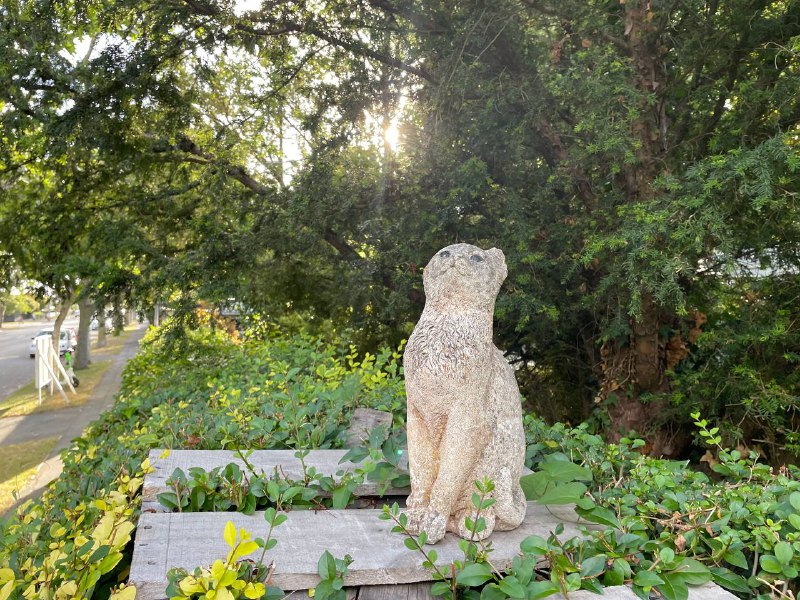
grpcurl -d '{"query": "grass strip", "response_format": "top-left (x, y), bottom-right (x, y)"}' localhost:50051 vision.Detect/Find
top-left (0, 359), bottom-right (113, 417)
top-left (91, 324), bottom-right (139, 358)
top-left (0, 436), bottom-right (59, 514)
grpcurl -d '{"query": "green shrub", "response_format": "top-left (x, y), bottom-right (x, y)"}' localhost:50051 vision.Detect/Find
top-left (0, 466), bottom-right (146, 600)
top-left (522, 417), bottom-right (800, 599)
top-left (0, 325), bottom-right (406, 600)
top-left (2, 324), bottom-right (798, 600)
top-left (653, 279), bottom-right (800, 462)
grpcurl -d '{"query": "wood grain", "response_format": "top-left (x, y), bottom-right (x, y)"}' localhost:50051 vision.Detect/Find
top-left (141, 449), bottom-right (410, 512)
top-left (130, 502), bottom-right (588, 595)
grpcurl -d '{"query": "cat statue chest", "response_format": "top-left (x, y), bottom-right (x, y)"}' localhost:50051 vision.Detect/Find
top-left (404, 309), bottom-right (493, 424)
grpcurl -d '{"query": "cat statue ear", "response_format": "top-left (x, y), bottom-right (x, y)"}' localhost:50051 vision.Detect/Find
top-left (488, 248), bottom-right (508, 283)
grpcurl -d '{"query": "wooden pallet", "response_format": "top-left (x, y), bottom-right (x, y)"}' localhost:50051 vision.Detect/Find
top-left (131, 502), bottom-right (586, 598)
top-left (141, 448), bottom-right (410, 513)
top-left (131, 449), bottom-right (736, 600)
top-left (133, 449), bottom-right (561, 599)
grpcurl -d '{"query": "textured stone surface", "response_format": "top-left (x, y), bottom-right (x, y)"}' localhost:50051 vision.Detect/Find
top-left (403, 244), bottom-right (526, 543)
top-left (686, 582), bottom-right (739, 600)
top-left (345, 408), bottom-right (394, 448)
top-left (129, 502), bottom-right (587, 595)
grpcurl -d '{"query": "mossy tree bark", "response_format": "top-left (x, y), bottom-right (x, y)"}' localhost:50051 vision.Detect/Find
top-left (76, 294), bottom-right (92, 370)
top-left (96, 307), bottom-right (107, 348)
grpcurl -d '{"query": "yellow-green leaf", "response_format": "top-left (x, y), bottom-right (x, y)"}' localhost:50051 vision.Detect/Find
top-left (244, 583), bottom-right (265, 599)
top-left (0, 580), bottom-right (15, 600)
top-left (216, 587), bottom-right (234, 600)
top-left (223, 521), bottom-right (236, 548)
top-left (179, 577), bottom-right (203, 595)
top-left (209, 560), bottom-right (225, 582)
top-left (233, 541), bottom-right (259, 560)
top-left (219, 569), bottom-right (237, 588)
top-left (57, 581), bottom-right (78, 597)
top-left (112, 521), bottom-right (136, 549)
top-left (92, 515), bottom-right (115, 542)
top-left (109, 585), bottom-right (137, 600)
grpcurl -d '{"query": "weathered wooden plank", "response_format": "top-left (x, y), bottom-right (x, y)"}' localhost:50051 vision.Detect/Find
top-left (356, 582), bottom-right (437, 600)
top-left (354, 583), bottom-right (734, 600)
top-left (130, 502), bottom-right (589, 597)
top-left (141, 449), bottom-right (411, 512)
top-left (685, 582), bottom-right (739, 600)
top-left (568, 587), bottom-right (639, 600)
top-left (559, 584), bottom-right (736, 600)
top-left (142, 449), bottom-right (532, 513)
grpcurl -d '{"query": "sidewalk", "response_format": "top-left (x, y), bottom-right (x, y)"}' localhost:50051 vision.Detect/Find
top-left (2, 324), bottom-right (148, 508)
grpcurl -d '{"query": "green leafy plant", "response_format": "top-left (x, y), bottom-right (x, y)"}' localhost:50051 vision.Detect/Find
top-left (383, 479), bottom-right (612, 600)
top-left (311, 551), bottom-right (353, 600)
top-left (380, 503), bottom-right (453, 595)
top-left (157, 462), bottom-right (354, 514)
top-left (3, 325), bottom-right (799, 600)
top-left (520, 456), bottom-right (593, 505)
top-left (0, 460), bottom-right (148, 600)
top-left (339, 426), bottom-right (411, 494)
top-left (0, 327), bottom-right (406, 600)
top-left (526, 416), bottom-right (800, 600)
top-left (166, 518), bottom-right (284, 600)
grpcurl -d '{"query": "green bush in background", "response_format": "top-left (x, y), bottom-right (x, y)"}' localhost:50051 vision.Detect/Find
top-left (1, 324), bottom-right (798, 600)
top-left (0, 325), bottom-right (405, 600)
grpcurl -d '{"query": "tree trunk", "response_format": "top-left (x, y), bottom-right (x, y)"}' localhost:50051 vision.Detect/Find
top-left (76, 295), bottom-right (92, 369)
top-left (52, 294), bottom-right (72, 354)
top-left (599, 1), bottom-right (683, 455)
top-left (0, 302), bottom-right (5, 328)
top-left (602, 294), bottom-right (671, 440)
top-left (112, 298), bottom-right (122, 334)
top-left (97, 307), bottom-right (107, 347)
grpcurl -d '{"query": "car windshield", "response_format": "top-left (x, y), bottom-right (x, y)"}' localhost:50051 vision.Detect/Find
top-left (35, 330), bottom-right (66, 339)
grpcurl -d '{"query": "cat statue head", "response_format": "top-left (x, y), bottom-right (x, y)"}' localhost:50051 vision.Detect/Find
top-left (422, 243), bottom-right (508, 311)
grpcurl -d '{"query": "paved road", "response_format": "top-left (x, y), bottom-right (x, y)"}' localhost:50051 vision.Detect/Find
top-left (0, 318), bottom-right (86, 399)
top-left (2, 323), bottom-right (147, 509)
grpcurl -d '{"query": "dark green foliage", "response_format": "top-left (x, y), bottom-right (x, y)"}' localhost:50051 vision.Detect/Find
top-left (660, 274), bottom-right (800, 460)
top-left (396, 418), bottom-right (799, 599)
top-left (312, 551), bottom-right (353, 600)
top-left (385, 0), bottom-right (800, 447)
top-left (2, 0), bottom-right (800, 452)
top-left (155, 427), bottom-right (409, 514)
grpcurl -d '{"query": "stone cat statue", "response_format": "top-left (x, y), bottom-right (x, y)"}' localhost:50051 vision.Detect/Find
top-left (403, 243), bottom-right (527, 544)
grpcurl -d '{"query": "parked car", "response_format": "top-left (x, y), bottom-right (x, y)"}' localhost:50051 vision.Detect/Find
top-left (29, 328), bottom-right (77, 358)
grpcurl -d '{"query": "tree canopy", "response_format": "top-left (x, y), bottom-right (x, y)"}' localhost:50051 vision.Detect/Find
top-left (1, 0), bottom-right (799, 458)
